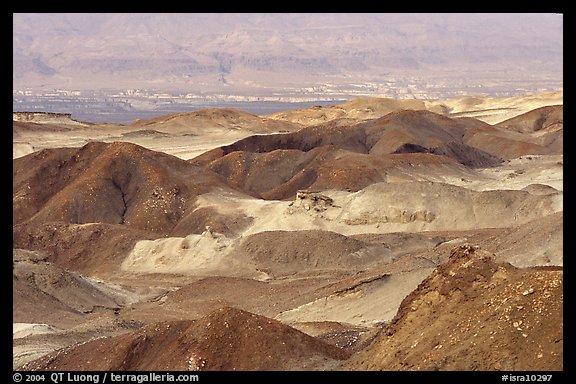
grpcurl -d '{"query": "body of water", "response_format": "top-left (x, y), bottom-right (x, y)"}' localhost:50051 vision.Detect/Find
top-left (14, 100), bottom-right (346, 125)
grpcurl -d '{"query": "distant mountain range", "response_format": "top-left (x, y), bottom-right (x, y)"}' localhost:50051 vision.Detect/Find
top-left (13, 13), bottom-right (563, 93)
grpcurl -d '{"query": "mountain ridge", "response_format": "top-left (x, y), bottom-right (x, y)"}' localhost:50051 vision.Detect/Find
top-left (13, 14), bottom-right (562, 93)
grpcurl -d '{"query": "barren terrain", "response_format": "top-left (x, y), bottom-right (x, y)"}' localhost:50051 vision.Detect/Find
top-left (13, 93), bottom-right (562, 371)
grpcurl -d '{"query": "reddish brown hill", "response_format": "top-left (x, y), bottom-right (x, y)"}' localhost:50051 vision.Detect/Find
top-left (236, 230), bottom-right (373, 276)
top-left (463, 125), bottom-right (546, 159)
top-left (195, 147), bottom-right (468, 200)
top-left (461, 105), bottom-right (563, 159)
top-left (192, 107), bottom-right (564, 200)
top-left (13, 222), bottom-right (159, 276)
top-left (209, 109), bottom-right (481, 157)
top-left (496, 105), bottom-right (563, 155)
top-left (496, 105), bottom-right (563, 134)
top-left (13, 141), bottom-right (238, 234)
top-left (20, 306), bottom-right (348, 371)
top-left (345, 245), bottom-right (563, 371)
top-left (190, 110), bottom-right (504, 199)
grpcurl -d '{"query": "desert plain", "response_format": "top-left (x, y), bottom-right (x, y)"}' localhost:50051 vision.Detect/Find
top-left (13, 92), bottom-right (563, 371)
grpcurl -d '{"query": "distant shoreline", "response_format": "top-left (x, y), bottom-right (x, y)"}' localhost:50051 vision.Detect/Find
top-left (12, 100), bottom-right (346, 125)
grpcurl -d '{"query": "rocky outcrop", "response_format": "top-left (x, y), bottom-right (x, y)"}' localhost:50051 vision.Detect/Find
top-left (289, 190), bottom-right (337, 212)
top-left (13, 112), bottom-right (86, 126)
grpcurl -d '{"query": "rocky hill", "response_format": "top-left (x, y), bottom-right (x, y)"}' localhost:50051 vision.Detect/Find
top-left (20, 307), bottom-right (348, 371)
top-left (344, 245), bottom-right (563, 370)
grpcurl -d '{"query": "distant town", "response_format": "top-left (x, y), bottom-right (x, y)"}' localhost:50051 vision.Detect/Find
top-left (13, 77), bottom-right (562, 124)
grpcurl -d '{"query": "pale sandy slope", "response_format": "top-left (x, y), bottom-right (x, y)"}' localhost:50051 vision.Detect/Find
top-left (120, 154), bottom-right (562, 278)
top-left (13, 107), bottom-right (296, 160)
top-left (435, 92), bottom-right (563, 124)
top-left (265, 92), bottom-right (563, 126)
top-left (274, 268), bottom-right (435, 326)
top-left (12, 123), bottom-right (252, 160)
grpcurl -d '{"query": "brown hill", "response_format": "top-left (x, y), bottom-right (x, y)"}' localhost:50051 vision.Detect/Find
top-left (13, 141), bottom-right (259, 275)
top-left (344, 244), bottom-right (563, 370)
top-left (496, 105), bottom-right (563, 155)
top-left (190, 110), bottom-right (504, 200)
top-left (496, 105), bottom-right (563, 134)
top-left (12, 221), bottom-right (160, 277)
top-left (216, 109), bottom-right (478, 156)
top-left (461, 105), bottom-right (563, 159)
top-left (20, 306), bottom-right (348, 371)
top-left (194, 102), bottom-right (563, 199)
top-left (463, 125), bottom-right (556, 160)
top-left (13, 141), bottom-right (242, 234)
top-left (129, 107), bottom-right (297, 134)
top-left (236, 230), bottom-right (379, 276)
top-left (14, 107), bottom-right (560, 227)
